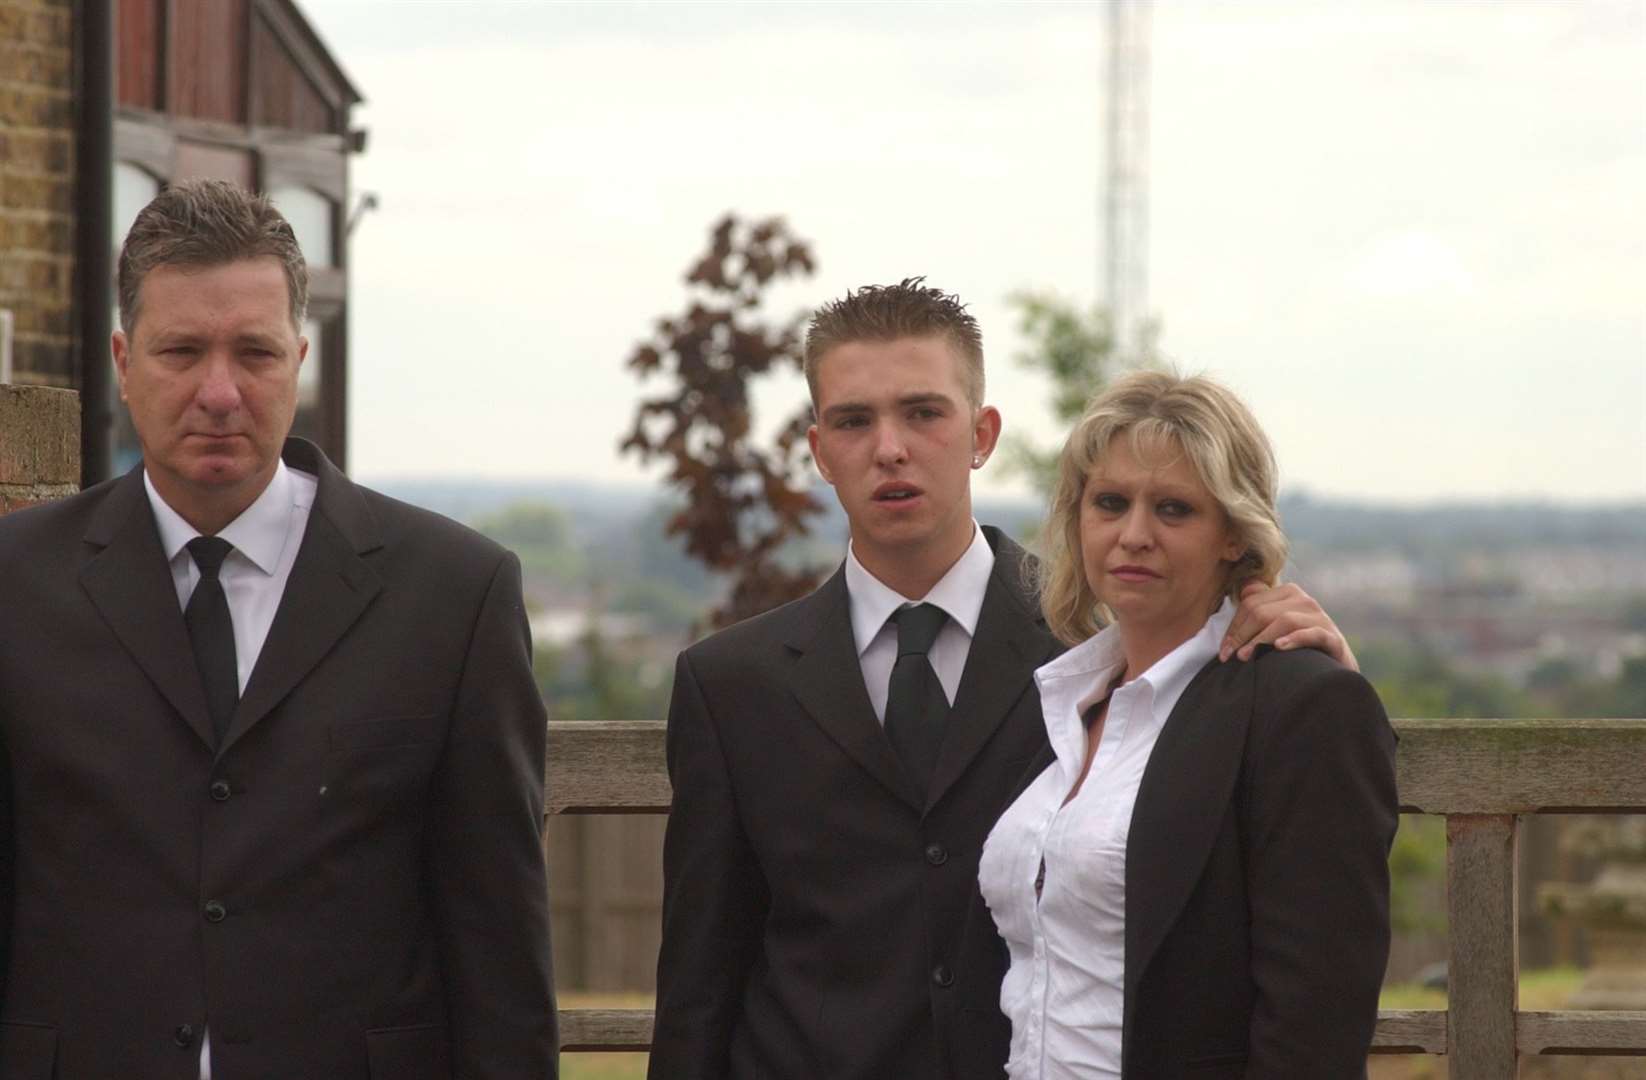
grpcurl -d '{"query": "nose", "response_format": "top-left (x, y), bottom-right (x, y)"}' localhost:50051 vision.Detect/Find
top-left (1118, 504), bottom-right (1154, 551)
top-left (873, 421), bottom-right (909, 467)
top-left (194, 353), bottom-right (243, 416)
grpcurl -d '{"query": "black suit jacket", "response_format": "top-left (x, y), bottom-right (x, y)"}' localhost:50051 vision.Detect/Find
top-left (647, 527), bottom-right (1062, 1080)
top-left (953, 646), bottom-right (1398, 1079)
top-left (0, 439), bottom-right (556, 1079)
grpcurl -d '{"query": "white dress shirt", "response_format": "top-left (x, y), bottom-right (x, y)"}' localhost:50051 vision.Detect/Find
top-left (143, 459), bottom-right (316, 1080)
top-left (845, 521), bottom-right (995, 721)
top-left (978, 600), bottom-right (1236, 1079)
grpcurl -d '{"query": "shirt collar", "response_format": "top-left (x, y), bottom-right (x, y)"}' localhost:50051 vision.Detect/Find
top-left (1034, 598), bottom-right (1237, 768)
top-left (1036, 597), bottom-right (1237, 709)
top-left (143, 460), bottom-right (300, 575)
top-left (844, 520), bottom-right (996, 655)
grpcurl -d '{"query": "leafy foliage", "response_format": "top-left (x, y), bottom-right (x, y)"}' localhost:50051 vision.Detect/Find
top-left (996, 292), bottom-right (1156, 496)
top-left (470, 501), bottom-right (585, 585)
top-left (620, 215), bottom-right (827, 629)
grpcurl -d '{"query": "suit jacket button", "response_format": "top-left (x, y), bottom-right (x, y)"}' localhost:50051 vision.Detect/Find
top-left (209, 780), bottom-right (232, 802)
top-left (931, 964), bottom-right (954, 987)
top-left (173, 1024), bottom-right (196, 1047)
top-left (924, 843), bottom-right (948, 866)
top-left (203, 900), bottom-right (226, 923)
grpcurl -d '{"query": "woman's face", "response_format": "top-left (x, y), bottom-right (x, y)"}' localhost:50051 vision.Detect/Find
top-left (1079, 433), bottom-right (1244, 646)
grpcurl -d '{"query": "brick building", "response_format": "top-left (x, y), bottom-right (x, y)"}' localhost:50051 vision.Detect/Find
top-left (0, 1), bottom-right (76, 393)
top-left (0, 0), bottom-right (362, 486)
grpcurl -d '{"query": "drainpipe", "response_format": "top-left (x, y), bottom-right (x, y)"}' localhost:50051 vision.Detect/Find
top-left (75, 0), bottom-right (114, 486)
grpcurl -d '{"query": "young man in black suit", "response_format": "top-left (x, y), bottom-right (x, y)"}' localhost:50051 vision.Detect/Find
top-left (647, 279), bottom-right (1353, 1080)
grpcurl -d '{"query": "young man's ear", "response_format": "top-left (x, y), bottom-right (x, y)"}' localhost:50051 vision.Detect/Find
top-left (970, 405), bottom-right (1003, 467)
top-left (807, 423), bottom-right (835, 484)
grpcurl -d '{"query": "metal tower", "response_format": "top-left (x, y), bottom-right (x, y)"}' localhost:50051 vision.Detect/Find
top-left (1104, 0), bottom-right (1151, 359)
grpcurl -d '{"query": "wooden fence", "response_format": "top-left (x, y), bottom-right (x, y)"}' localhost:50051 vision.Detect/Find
top-left (546, 717), bottom-right (1646, 1074)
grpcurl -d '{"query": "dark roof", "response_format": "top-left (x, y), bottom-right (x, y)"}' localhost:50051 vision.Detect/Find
top-left (281, 0), bottom-right (365, 108)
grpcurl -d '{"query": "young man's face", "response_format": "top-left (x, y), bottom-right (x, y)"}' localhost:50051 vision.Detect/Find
top-left (807, 335), bottom-right (1001, 590)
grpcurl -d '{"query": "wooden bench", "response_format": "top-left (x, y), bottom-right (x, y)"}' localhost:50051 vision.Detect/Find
top-left (548, 717), bottom-right (1646, 1073)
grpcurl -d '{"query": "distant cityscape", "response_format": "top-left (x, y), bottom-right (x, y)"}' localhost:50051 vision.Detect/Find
top-left (376, 477), bottom-right (1646, 721)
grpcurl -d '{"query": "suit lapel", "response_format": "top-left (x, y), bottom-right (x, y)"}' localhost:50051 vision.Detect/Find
top-left (926, 530), bottom-right (1059, 812)
top-left (79, 467), bottom-right (216, 749)
top-left (221, 440), bottom-right (383, 753)
top-left (1123, 658), bottom-right (1252, 1015)
top-left (785, 568), bottom-right (923, 812)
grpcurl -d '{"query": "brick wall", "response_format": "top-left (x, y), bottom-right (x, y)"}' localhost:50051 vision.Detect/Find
top-left (0, 385), bottom-right (79, 513)
top-left (0, 0), bottom-right (78, 388)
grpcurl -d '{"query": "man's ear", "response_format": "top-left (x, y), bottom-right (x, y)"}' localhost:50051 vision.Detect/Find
top-left (111, 330), bottom-right (131, 403)
top-left (807, 423), bottom-right (834, 484)
top-left (970, 404), bottom-right (1003, 466)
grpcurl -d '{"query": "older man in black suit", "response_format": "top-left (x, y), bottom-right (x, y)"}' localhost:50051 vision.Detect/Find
top-left (0, 181), bottom-right (555, 1078)
top-left (647, 279), bottom-right (1356, 1080)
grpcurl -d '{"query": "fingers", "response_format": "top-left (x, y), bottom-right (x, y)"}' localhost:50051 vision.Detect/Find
top-left (1218, 581), bottom-right (1276, 661)
top-left (1276, 627), bottom-right (1361, 672)
top-left (1220, 582), bottom-right (1337, 664)
top-left (1272, 627), bottom-right (1360, 672)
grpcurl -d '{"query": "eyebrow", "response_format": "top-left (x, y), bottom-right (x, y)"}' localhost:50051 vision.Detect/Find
top-left (820, 392), bottom-right (957, 424)
top-left (1087, 477), bottom-right (1204, 500)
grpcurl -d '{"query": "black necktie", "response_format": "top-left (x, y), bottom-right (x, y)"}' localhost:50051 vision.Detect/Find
top-left (885, 603), bottom-right (950, 796)
top-left (185, 536), bottom-right (238, 745)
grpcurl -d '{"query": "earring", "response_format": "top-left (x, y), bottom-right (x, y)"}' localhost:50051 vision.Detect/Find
top-left (971, 455), bottom-right (982, 468)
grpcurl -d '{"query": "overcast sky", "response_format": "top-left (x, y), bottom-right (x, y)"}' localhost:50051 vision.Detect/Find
top-left (299, 0), bottom-right (1645, 503)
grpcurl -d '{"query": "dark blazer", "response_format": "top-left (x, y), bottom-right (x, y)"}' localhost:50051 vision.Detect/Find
top-left (953, 645), bottom-right (1398, 1079)
top-left (647, 527), bottom-right (1062, 1080)
top-left (0, 439), bottom-right (556, 1080)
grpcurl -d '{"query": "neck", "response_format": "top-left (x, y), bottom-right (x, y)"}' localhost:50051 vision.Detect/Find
top-left (1115, 620), bottom-right (1199, 685)
top-left (150, 466), bottom-right (275, 537)
top-left (852, 520), bottom-right (975, 600)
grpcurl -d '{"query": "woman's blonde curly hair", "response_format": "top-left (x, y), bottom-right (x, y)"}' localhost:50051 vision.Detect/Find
top-left (1036, 370), bottom-right (1289, 646)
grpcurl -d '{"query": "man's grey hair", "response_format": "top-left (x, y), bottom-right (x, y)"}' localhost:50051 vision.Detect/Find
top-left (117, 179), bottom-right (309, 335)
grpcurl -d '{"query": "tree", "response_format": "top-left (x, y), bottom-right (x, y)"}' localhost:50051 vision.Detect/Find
top-left (620, 214), bottom-right (828, 630)
top-left (470, 500), bottom-right (584, 586)
top-left (996, 292), bottom-right (1155, 497)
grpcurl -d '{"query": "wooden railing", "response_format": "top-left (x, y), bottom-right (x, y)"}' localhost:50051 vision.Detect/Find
top-left (547, 718), bottom-right (1646, 1073)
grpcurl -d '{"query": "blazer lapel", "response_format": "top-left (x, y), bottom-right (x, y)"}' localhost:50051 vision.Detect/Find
top-left (222, 440), bottom-right (383, 753)
top-left (79, 466), bottom-right (216, 749)
top-left (786, 568), bottom-right (923, 812)
top-left (1123, 658), bottom-right (1252, 1017)
top-left (926, 529), bottom-right (1059, 812)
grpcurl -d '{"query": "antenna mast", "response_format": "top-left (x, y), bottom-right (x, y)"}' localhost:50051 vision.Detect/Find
top-left (1104, 0), bottom-right (1152, 359)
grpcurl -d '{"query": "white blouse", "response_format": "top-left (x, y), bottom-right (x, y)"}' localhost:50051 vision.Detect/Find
top-left (977, 601), bottom-right (1235, 1079)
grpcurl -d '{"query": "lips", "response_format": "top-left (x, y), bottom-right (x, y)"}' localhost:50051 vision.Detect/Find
top-left (1110, 564), bottom-right (1162, 582)
top-left (872, 481), bottom-right (924, 504)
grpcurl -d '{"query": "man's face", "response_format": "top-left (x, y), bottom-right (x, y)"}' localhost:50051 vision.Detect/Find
top-left (807, 335), bottom-right (1000, 585)
top-left (112, 257), bottom-right (305, 532)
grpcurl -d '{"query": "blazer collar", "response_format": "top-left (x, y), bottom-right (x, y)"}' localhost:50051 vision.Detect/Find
top-left (784, 566), bottom-right (924, 811)
top-left (1122, 655), bottom-right (1253, 1056)
top-left (81, 463), bottom-right (216, 747)
top-left (784, 527), bottom-right (1060, 816)
top-left (223, 438), bottom-right (384, 752)
top-left (79, 439), bottom-right (385, 755)
top-left (925, 527), bottom-right (1061, 812)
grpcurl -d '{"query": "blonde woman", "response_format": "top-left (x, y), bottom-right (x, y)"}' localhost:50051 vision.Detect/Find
top-left (956, 371), bottom-right (1397, 1078)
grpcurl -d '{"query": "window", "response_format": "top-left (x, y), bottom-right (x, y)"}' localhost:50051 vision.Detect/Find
top-left (114, 162), bottom-right (161, 250)
top-left (268, 185), bottom-right (335, 267)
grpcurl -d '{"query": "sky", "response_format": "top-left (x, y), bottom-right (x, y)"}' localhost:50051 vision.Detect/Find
top-left (297, 0), bottom-right (1646, 504)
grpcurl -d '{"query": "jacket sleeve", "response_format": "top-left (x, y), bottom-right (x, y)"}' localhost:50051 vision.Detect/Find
top-left (1242, 663), bottom-right (1398, 1077)
top-left (647, 650), bottom-right (768, 1080)
top-left (428, 551), bottom-right (558, 1077)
